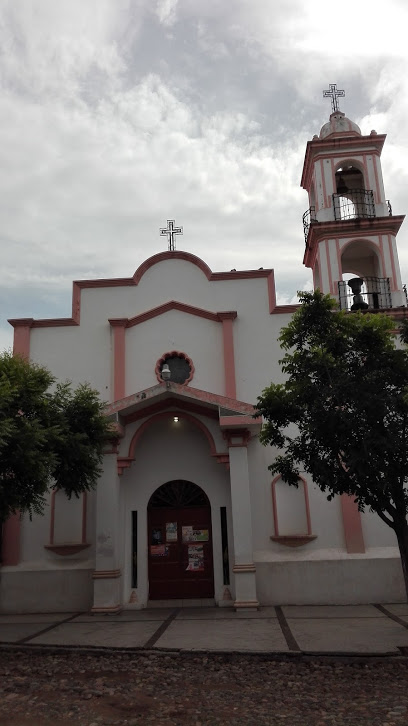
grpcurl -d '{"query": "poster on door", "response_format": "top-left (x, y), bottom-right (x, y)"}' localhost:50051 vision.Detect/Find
top-left (186, 543), bottom-right (205, 571)
top-left (166, 522), bottom-right (178, 542)
top-left (150, 544), bottom-right (169, 557)
top-left (182, 526), bottom-right (209, 542)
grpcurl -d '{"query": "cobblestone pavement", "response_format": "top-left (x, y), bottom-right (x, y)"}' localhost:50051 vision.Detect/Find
top-left (0, 648), bottom-right (408, 726)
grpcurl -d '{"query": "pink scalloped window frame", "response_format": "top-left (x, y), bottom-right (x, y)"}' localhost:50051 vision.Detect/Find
top-left (155, 350), bottom-right (195, 385)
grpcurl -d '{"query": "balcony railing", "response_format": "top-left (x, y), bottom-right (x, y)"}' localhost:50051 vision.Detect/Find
top-left (333, 189), bottom-right (375, 221)
top-left (338, 277), bottom-right (392, 312)
top-left (303, 194), bottom-right (393, 244)
top-left (303, 206), bottom-right (317, 244)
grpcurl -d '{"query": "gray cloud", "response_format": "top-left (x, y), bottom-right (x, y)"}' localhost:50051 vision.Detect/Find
top-left (1, 0), bottom-right (408, 352)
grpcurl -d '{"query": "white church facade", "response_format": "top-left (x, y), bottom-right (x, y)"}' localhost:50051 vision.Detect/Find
top-left (1, 102), bottom-right (407, 612)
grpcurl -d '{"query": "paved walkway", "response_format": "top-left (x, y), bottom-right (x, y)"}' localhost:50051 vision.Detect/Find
top-left (1, 603), bottom-right (408, 655)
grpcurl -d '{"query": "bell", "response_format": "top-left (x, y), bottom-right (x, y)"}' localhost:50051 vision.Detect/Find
top-left (337, 175), bottom-right (348, 194)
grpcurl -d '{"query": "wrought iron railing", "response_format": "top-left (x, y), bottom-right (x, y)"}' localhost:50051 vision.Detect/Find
top-left (303, 195), bottom-right (393, 243)
top-left (303, 206), bottom-right (317, 244)
top-left (338, 277), bottom-right (392, 312)
top-left (333, 189), bottom-right (375, 221)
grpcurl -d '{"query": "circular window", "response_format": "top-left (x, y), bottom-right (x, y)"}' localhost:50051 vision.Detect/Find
top-left (155, 351), bottom-right (194, 385)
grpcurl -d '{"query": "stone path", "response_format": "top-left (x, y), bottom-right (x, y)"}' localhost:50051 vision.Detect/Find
top-left (1, 603), bottom-right (408, 654)
top-left (1, 648), bottom-right (408, 726)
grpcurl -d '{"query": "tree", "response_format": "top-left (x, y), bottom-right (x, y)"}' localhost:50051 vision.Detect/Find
top-left (0, 352), bottom-right (113, 527)
top-left (255, 290), bottom-right (408, 600)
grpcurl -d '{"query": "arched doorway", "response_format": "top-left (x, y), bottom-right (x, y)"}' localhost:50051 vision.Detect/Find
top-left (147, 480), bottom-right (214, 600)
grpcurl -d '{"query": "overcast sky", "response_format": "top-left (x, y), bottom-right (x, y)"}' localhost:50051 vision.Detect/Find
top-left (1, 0), bottom-right (408, 351)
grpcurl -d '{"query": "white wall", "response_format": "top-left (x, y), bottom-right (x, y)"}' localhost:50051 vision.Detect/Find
top-left (125, 310), bottom-right (224, 396)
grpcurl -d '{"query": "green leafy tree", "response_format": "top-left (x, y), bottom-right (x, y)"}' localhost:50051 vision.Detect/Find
top-left (0, 352), bottom-right (113, 528)
top-left (255, 290), bottom-right (408, 600)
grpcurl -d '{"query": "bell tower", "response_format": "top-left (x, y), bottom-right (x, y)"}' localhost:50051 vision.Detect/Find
top-left (301, 85), bottom-right (405, 311)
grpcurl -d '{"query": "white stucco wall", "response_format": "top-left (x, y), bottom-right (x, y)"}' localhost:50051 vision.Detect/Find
top-left (125, 310), bottom-right (224, 396)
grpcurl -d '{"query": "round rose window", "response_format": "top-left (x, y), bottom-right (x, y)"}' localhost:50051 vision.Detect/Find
top-left (155, 351), bottom-right (194, 385)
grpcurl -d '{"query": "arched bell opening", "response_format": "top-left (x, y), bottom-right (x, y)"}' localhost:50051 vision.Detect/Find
top-left (147, 480), bottom-right (214, 600)
top-left (334, 163), bottom-right (374, 221)
top-left (341, 240), bottom-right (381, 280)
top-left (338, 241), bottom-right (391, 311)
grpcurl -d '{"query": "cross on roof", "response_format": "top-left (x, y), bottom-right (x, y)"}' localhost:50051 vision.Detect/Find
top-left (323, 84), bottom-right (345, 113)
top-left (160, 219), bottom-right (183, 251)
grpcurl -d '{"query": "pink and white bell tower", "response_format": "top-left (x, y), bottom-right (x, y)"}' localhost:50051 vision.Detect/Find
top-left (301, 85), bottom-right (405, 311)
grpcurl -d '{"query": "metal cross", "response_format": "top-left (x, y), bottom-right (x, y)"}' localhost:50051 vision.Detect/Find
top-left (323, 84), bottom-right (345, 113)
top-left (160, 219), bottom-right (183, 251)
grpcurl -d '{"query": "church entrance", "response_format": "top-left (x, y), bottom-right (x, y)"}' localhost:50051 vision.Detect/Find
top-left (147, 480), bottom-right (214, 600)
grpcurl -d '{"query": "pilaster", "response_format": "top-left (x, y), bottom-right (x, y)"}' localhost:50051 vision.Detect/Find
top-left (226, 430), bottom-right (259, 609)
top-left (92, 447), bottom-right (123, 612)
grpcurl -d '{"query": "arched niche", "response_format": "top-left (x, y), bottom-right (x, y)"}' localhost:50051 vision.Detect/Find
top-left (44, 490), bottom-right (90, 556)
top-left (270, 475), bottom-right (316, 548)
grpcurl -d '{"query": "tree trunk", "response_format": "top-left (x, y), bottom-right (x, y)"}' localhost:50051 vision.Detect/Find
top-left (395, 520), bottom-right (408, 602)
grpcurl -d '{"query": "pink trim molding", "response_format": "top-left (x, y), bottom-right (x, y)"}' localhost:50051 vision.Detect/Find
top-left (45, 543), bottom-right (90, 555)
top-left (91, 604), bottom-right (122, 613)
top-left (325, 239), bottom-right (334, 294)
top-left (270, 305), bottom-right (300, 315)
top-left (232, 564), bottom-right (256, 573)
top-left (111, 301), bottom-right (237, 327)
top-left (106, 382), bottom-right (256, 418)
top-left (270, 534), bottom-right (317, 547)
top-left (304, 216), bottom-right (404, 268)
top-left (92, 569), bottom-right (121, 579)
top-left (110, 320), bottom-right (127, 401)
top-left (388, 234), bottom-right (398, 291)
top-left (234, 600), bottom-right (260, 609)
top-left (12, 319), bottom-right (33, 357)
top-left (9, 251), bottom-right (275, 328)
top-left (372, 154), bottom-right (382, 203)
top-left (320, 158), bottom-right (328, 208)
top-left (223, 429), bottom-right (251, 448)
top-left (218, 314), bottom-right (237, 398)
top-left (1, 513), bottom-right (21, 566)
top-left (341, 495), bottom-right (365, 553)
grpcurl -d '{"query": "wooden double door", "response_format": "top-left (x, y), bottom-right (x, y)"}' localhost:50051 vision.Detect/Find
top-left (148, 481), bottom-right (214, 600)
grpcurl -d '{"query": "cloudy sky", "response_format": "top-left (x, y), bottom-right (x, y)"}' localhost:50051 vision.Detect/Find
top-left (1, 0), bottom-right (408, 351)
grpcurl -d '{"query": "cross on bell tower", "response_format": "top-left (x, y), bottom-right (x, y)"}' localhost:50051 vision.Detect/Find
top-left (160, 219), bottom-right (183, 251)
top-left (323, 83), bottom-right (345, 113)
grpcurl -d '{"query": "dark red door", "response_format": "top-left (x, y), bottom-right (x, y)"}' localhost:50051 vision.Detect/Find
top-left (148, 482), bottom-right (214, 600)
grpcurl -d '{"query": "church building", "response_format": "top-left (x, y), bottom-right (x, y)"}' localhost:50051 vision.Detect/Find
top-left (1, 92), bottom-right (407, 612)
